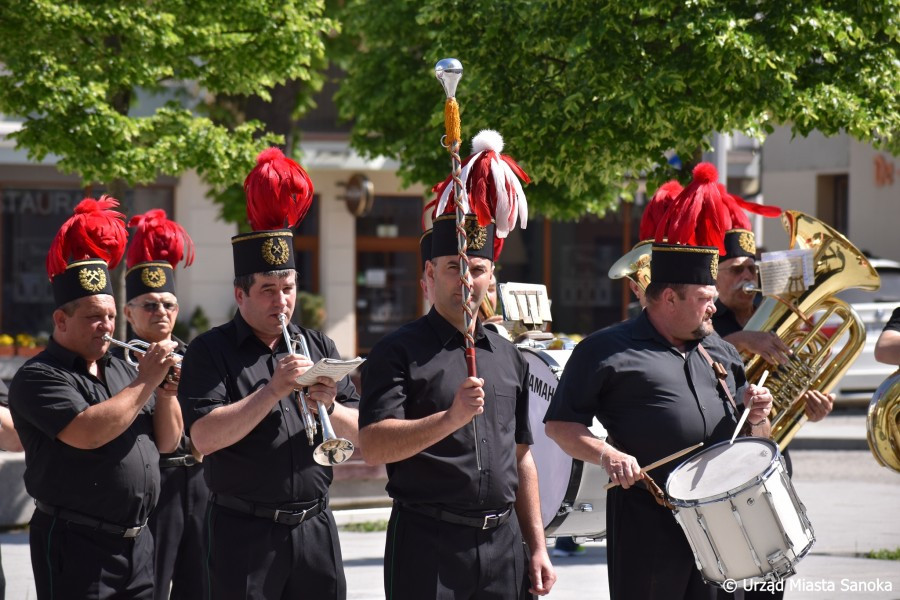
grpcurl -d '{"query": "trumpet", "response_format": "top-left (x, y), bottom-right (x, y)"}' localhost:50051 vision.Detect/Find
top-left (102, 335), bottom-right (182, 382)
top-left (278, 314), bottom-right (355, 465)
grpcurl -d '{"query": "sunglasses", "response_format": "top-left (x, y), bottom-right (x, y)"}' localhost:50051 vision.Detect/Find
top-left (727, 264), bottom-right (759, 276)
top-left (134, 301), bottom-right (178, 313)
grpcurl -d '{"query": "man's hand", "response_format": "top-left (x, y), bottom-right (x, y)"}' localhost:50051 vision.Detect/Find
top-left (445, 377), bottom-right (485, 428)
top-left (600, 446), bottom-right (644, 489)
top-left (268, 354), bottom-right (314, 398)
top-left (744, 383), bottom-right (773, 425)
top-left (528, 548), bottom-right (557, 596)
top-left (736, 331), bottom-right (791, 366)
top-left (135, 340), bottom-right (180, 390)
top-left (803, 390), bottom-right (835, 422)
top-left (305, 376), bottom-right (338, 415)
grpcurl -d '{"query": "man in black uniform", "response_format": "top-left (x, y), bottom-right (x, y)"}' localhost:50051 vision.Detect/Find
top-left (179, 147), bottom-right (359, 600)
top-left (121, 209), bottom-right (207, 600)
top-left (8, 198), bottom-right (181, 600)
top-left (875, 307), bottom-right (900, 365)
top-left (545, 241), bottom-right (774, 600)
top-left (360, 213), bottom-right (556, 599)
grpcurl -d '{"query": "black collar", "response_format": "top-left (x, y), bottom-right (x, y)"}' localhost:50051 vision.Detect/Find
top-left (45, 336), bottom-right (112, 373)
top-left (426, 307), bottom-right (493, 350)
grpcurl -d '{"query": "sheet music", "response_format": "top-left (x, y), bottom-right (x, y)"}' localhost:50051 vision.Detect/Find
top-left (295, 357), bottom-right (366, 387)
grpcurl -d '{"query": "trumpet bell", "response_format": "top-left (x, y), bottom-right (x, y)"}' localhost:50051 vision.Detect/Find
top-left (313, 438), bottom-right (355, 466)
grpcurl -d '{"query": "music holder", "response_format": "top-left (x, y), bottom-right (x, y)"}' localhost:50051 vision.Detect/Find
top-left (499, 283), bottom-right (553, 335)
top-left (757, 248), bottom-right (815, 297)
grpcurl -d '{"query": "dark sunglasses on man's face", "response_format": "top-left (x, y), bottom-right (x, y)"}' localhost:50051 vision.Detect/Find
top-left (728, 264), bottom-right (759, 276)
top-left (136, 301), bottom-right (178, 313)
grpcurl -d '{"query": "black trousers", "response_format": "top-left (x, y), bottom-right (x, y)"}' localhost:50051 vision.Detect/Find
top-left (206, 502), bottom-right (346, 600)
top-left (607, 486), bottom-right (722, 600)
top-left (385, 504), bottom-right (533, 600)
top-left (29, 508), bottom-right (154, 600)
top-left (149, 464), bottom-right (209, 600)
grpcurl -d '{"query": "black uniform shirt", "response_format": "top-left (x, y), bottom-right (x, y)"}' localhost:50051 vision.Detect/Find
top-left (359, 308), bottom-right (533, 512)
top-left (885, 306), bottom-right (900, 333)
top-left (545, 310), bottom-right (746, 484)
top-left (179, 311), bottom-right (358, 505)
top-left (712, 295), bottom-right (761, 338)
top-left (8, 338), bottom-right (160, 526)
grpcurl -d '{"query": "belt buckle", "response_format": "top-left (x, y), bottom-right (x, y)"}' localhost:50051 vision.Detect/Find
top-left (123, 524), bottom-right (144, 539)
top-left (273, 508), bottom-right (309, 524)
top-left (482, 513), bottom-right (499, 529)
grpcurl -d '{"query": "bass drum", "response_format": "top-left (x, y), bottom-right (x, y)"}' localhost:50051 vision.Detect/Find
top-left (520, 345), bottom-right (608, 539)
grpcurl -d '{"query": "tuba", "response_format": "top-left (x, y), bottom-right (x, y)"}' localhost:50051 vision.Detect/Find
top-left (866, 371), bottom-right (900, 473)
top-left (608, 239), bottom-right (653, 293)
top-left (742, 210), bottom-right (880, 450)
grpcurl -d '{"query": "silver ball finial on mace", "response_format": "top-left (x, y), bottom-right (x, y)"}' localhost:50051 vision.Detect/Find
top-left (435, 58), bottom-right (463, 99)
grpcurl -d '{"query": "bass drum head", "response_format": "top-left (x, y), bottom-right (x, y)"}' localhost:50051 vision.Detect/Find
top-left (520, 346), bottom-right (607, 533)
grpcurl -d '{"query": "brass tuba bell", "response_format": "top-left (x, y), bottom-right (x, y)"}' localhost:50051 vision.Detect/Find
top-left (742, 211), bottom-right (880, 450)
top-left (867, 371), bottom-right (900, 473)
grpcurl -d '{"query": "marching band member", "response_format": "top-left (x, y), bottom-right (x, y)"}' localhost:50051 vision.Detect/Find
top-left (178, 148), bottom-right (359, 600)
top-left (359, 131), bottom-right (556, 599)
top-left (121, 209), bottom-right (206, 600)
top-left (545, 165), bottom-right (773, 600)
top-left (8, 197), bottom-right (180, 599)
top-left (712, 196), bottom-right (833, 427)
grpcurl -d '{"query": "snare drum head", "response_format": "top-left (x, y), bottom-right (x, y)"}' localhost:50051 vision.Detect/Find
top-left (666, 438), bottom-right (778, 502)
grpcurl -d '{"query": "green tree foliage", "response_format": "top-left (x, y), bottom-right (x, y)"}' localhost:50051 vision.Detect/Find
top-left (0, 0), bottom-right (335, 190)
top-left (336, 0), bottom-right (900, 219)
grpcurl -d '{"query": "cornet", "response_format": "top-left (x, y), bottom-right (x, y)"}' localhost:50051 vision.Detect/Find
top-left (278, 314), bottom-right (355, 466)
top-left (102, 335), bottom-right (182, 382)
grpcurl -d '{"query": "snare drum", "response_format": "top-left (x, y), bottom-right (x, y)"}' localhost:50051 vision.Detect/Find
top-left (519, 345), bottom-right (608, 539)
top-left (666, 438), bottom-right (815, 587)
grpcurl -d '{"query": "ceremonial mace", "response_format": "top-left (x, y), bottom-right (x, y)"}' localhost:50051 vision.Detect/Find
top-left (435, 58), bottom-right (482, 471)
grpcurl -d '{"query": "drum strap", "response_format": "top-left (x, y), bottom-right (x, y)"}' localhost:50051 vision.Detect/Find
top-left (697, 344), bottom-right (751, 436)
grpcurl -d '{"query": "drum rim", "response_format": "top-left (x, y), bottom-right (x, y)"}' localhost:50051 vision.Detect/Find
top-left (666, 437), bottom-right (782, 506)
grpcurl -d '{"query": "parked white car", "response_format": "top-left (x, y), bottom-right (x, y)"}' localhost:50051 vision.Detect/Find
top-left (832, 258), bottom-right (900, 405)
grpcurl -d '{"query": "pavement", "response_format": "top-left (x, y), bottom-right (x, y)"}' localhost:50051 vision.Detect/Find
top-left (3, 410), bottom-right (900, 599)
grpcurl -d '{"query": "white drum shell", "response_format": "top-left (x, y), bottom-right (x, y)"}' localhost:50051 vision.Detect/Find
top-left (667, 438), bottom-right (815, 586)
top-left (520, 346), bottom-right (608, 539)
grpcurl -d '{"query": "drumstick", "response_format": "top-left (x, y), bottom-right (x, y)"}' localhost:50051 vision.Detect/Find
top-left (730, 369), bottom-right (770, 444)
top-left (603, 442), bottom-right (704, 490)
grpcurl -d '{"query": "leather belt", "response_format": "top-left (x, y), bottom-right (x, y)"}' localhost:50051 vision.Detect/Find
top-left (160, 455), bottom-right (199, 468)
top-left (212, 494), bottom-right (326, 526)
top-left (35, 501), bottom-right (146, 538)
top-left (398, 502), bottom-right (513, 530)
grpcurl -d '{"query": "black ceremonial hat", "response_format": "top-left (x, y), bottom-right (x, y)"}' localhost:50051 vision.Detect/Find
top-left (431, 214), bottom-right (495, 262)
top-left (232, 229), bottom-right (296, 277)
top-left (52, 259), bottom-right (115, 307)
top-left (125, 262), bottom-right (176, 299)
top-left (722, 229), bottom-right (756, 262)
top-left (650, 243), bottom-right (719, 286)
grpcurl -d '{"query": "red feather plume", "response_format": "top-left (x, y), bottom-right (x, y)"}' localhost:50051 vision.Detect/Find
top-left (639, 180), bottom-right (683, 242)
top-left (654, 163), bottom-right (728, 252)
top-left (126, 209), bottom-right (195, 269)
top-left (46, 196), bottom-right (128, 278)
top-left (243, 147), bottom-right (314, 231)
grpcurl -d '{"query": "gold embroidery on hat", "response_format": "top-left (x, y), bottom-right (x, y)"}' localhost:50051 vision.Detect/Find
top-left (710, 254), bottom-right (719, 280)
top-left (738, 231), bottom-right (756, 254)
top-left (141, 266), bottom-right (166, 288)
top-left (262, 237), bottom-right (290, 265)
top-left (465, 220), bottom-right (487, 251)
top-left (78, 267), bottom-right (107, 292)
